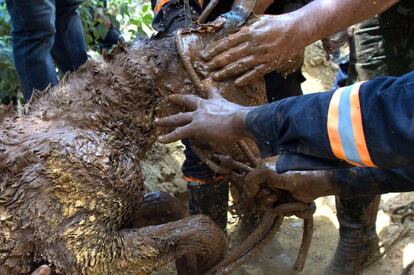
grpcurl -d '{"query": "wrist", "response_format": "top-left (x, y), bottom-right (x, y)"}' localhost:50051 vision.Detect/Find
top-left (310, 171), bottom-right (337, 199)
top-left (232, 107), bottom-right (254, 139)
top-left (286, 6), bottom-right (320, 47)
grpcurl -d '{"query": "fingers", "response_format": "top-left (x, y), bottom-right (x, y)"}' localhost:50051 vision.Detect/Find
top-left (244, 168), bottom-right (271, 198)
top-left (157, 124), bottom-right (193, 144)
top-left (257, 189), bottom-right (279, 207)
top-left (155, 112), bottom-right (192, 127)
top-left (235, 63), bottom-right (269, 86)
top-left (168, 94), bottom-right (202, 110)
top-left (201, 29), bottom-right (250, 61)
top-left (272, 201), bottom-right (309, 216)
top-left (277, 54), bottom-right (304, 75)
top-left (206, 41), bottom-right (251, 71)
top-left (256, 187), bottom-right (272, 200)
top-left (212, 55), bottom-right (258, 81)
top-left (31, 265), bottom-right (51, 275)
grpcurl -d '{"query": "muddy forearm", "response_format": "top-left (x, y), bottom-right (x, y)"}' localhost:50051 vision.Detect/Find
top-left (276, 167), bottom-right (414, 201)
top-left (292, 167), bottom-right (414, 199)
top-left (290, 0), bottom-right (399, 47)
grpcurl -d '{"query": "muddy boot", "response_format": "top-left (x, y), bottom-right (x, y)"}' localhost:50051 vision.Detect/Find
top-left (187, 178), bottom-right (229, 231)
top-left (326, 195), bottom-right (380, 275)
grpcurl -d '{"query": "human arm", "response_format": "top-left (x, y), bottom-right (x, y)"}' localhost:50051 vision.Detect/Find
top-left (156, 71), bottom-right (414, 170)
top-left (246, 71), bottom-right (414, 171)
top-left (244, 166), bottom-right (414, 205)
top-left (201, 0), bottom-right (399, 86)
top-left (156, 71), bottom-right (414, 202)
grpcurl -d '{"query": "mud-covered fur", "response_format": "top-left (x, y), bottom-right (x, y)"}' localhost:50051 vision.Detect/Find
top-left (0, 37), bottom-right (227, 275)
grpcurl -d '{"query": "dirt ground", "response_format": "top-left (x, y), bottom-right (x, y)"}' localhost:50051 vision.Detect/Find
top-left (144, 42), bottom-right (414, 275)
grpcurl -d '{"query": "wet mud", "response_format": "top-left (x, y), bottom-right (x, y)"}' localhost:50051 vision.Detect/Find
top-left (0, 23), bottom-right (266, 275)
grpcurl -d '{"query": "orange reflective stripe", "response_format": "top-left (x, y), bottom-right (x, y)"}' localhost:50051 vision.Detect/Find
top-left (185, 176), bottom-right (208, 185)
top-left (350, 82), bottom-right (376, 167)
top-left (327, 87), bottom-right (346, 161)
top-left (184, 175), bottom-right (225, 185)
top-left (154, 0), bottom-right (170, 13)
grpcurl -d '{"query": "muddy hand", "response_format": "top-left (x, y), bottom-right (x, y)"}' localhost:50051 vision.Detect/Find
top-left (31, 265), bottom-right (51, 275)
top-left (201, 14), bottom-right (305, 86)
top-left (245, 168), bottom-right (336, 204)
top-left (155, 82), bottom-right (254, 144)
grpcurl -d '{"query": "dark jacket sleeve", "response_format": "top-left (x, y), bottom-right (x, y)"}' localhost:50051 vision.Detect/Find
top-left (245, 71), bottom-right (414, 172)
top-left (330, 167), bottom-right (414, 197)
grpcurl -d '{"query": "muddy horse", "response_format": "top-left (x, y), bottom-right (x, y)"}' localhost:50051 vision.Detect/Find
top-left (0, 1), bottom-right (263, 274)
top-left (0, 0), bottom-right (315, 274)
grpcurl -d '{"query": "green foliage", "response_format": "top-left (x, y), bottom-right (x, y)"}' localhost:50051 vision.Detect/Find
top-left (0, 2), bottom-right (20, 104)
top-left (0, 0), bottom-right (154, 104)
top-left (79, 0), bottom-right (154, 50)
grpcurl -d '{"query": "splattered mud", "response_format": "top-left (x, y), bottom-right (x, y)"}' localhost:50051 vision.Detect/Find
top-left (148, 42), bottom-right (414, 275)
top-left (147, 145), bottom-right (414, 275)
top-left (147, 142), bottom-right (414, 275)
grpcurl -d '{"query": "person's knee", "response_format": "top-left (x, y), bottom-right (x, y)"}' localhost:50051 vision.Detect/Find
top-left (7, 1), bottom-right (56, 39)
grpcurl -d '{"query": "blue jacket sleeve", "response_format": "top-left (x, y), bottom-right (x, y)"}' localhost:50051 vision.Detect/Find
top-left (245, 71), bottom-right (414, 172)
top-left (330, 167), bottom-right (414, 197)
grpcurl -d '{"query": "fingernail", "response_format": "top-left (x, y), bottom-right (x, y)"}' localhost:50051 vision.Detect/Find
top-left (205, 62), bottom-right (214, 71)
top-left (235, 79), bottom-right (242, 87)
top-left (201, 51), bottom-right (209, 60)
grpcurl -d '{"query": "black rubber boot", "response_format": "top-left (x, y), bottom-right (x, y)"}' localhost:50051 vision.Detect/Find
top-left (326, 195), bottom-right (380, 275)
top-left (228, 180), bottom-right (260, 241)
top-left (187, 178), bottom-right (229, 231)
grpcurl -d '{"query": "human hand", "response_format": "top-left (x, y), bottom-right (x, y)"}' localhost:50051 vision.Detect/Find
top-left (201, 14), bottom-right (305, 86)
top-left (31, 265), bottom-right (51, 275)
top-left (155, 82), bottom-right (253, 144)
top-left (244, 168), bottom-right (336, 204)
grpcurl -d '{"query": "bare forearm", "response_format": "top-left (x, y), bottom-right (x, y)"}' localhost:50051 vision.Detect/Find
top-left (290, 0), bottom-right (399, 46)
